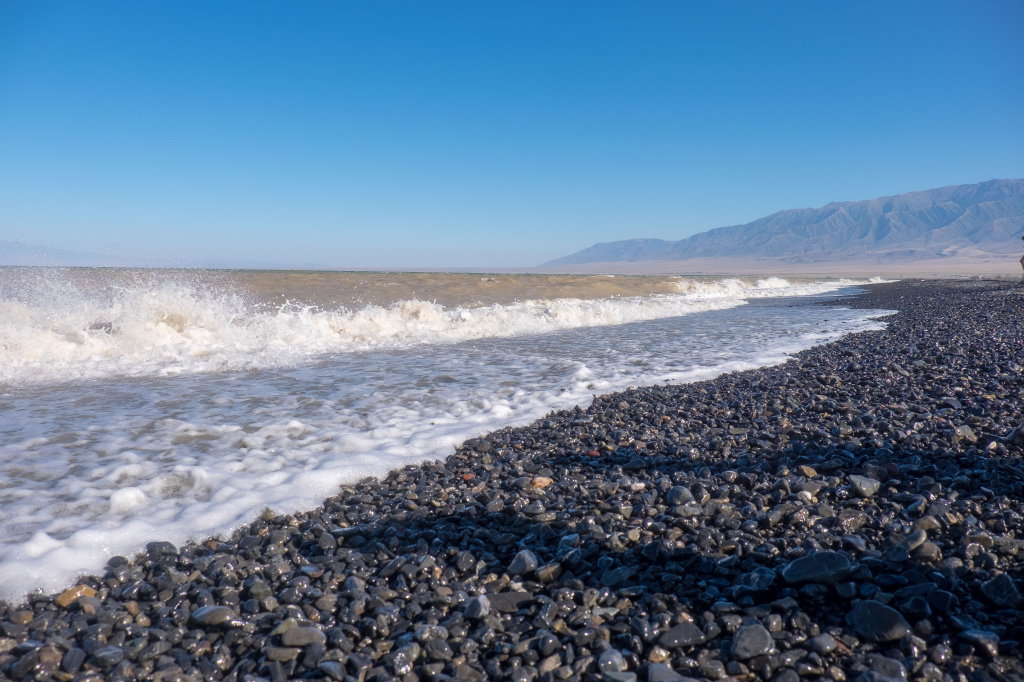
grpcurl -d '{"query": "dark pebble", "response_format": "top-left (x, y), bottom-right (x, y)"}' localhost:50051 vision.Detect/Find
top-left (847, 600), bottom-right (911, 642)
top-left (731, 624), bottom-right (775, 659)
top-left (658, 622), bottom-right (706, 648)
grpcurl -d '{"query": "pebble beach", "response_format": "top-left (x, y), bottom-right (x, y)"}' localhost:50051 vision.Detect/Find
top-left (2, 278), bottom-right (1024, 682)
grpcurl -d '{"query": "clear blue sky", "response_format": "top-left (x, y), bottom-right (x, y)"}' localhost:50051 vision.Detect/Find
top-left (1, 1), bottom-right (1022, 268)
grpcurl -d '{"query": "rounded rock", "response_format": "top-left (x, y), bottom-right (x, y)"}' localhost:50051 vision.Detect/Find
top-left (730, 624), bottom-right (775, 660)
top-left (782, 550), bottom-right (852, 585)
top-left (847, 600), bottom-right (911, 642)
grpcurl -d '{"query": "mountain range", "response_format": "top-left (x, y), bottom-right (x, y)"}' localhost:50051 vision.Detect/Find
top-left (544, 179), bottom-right (1024, 270)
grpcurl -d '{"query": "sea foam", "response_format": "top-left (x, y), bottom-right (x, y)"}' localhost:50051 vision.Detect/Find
top-left (0, 271), bottom-right (869, 385)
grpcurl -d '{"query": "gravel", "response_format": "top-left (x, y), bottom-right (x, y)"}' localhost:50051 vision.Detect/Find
top-left (1, 278), bottom-right (1023, 682)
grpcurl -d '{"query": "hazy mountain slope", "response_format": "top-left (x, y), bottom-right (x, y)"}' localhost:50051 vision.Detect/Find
top-left (545, 179), bottom-right (1024, 265)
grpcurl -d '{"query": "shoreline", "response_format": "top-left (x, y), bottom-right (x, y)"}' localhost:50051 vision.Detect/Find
top-left (2, 279), bottom-right (1023, 682)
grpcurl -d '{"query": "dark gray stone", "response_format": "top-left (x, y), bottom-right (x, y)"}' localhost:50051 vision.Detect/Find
top-left (489, 591), bottom-right (532, 613)
top-left (782, 550), bottom-right (852, 585)
top-left (92, 645), bottom-right (124, 669)
top-left (463, 595), bottom-right (491, 618)
top-left (847, 600), bottom-right (911, 642)
top-left (980, 573), bottom-right (1022, 607)
top-left (665, 486), bottom-right (694, 505)
top-left (658, 622), bottom-right (706, 648)
top-left (959, 630), bottom-right (999, 657)
top-left (730, 624), bottom-right (775, 659)
top-left (190, 605), bottom-right (236, 627)
top-left (508, 549), bottom-right (539, 576)
top-left (281, 626), bottom-right (327, 647)
top-left (848, 475), bottom-right (881, 498)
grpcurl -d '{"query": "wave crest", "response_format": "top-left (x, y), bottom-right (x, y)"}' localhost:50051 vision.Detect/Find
top-left (0, 271), bottom-right (866, 384)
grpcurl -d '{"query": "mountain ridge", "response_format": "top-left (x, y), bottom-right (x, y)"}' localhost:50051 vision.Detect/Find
top-left (544, 179), bottom-right (1024, 266)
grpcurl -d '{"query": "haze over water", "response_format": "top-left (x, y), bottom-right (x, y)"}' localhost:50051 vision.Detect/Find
top-left (0, 268), bottom-right (889, 601)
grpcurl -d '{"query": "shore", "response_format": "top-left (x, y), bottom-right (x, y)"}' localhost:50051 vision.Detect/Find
top-left (2, 280), bottom-right (1023, 682)
top-left (524, 256), bottom-right (1023, 279)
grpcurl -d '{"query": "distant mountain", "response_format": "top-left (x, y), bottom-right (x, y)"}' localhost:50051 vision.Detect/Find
top-left (544, 179), bottom-right (1024, 266)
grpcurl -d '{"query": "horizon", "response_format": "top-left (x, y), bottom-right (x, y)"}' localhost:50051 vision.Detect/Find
top-left (2, 1), bottom-right (1023, 268)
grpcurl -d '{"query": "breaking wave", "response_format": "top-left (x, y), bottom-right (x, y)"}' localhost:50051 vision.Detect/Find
top-left (0, 270), bottom-right (872, 384)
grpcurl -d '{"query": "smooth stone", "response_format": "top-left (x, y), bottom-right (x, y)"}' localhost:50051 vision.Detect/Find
top-left (601, 566), bottom-right (636, 587)
top-left (807, 634), bottom-right (837, 653)
top-left (980, 573), bottom-right (1022, 607)
top-left (318, 661), bottom-right (346, 681)
top-left (92, 645), bottom-right (124, 669)
top-left (463, 595), bottom-right (491, 618)
top-left (265, 646), bottom-right (302, 662)
top-left (731, 624), bottom-right (775, 659)
top-left (489, 591), bottom-right (532, 613)
top-left (599, 649), bottom-right (627, 674)
top-left (867, 654), bottom-right (907, 680)
top-left (508, 549), bottom-right (539, 576)
top-left (782, 550), bottom-right (852, 585)
top-left (658, 622), bottom-right (706, 648)
top-left (698, 660), bottom-right (726, 679)
top-left (896, 530), bottom-right (928, 552)
top-left (281, 626), bottom-right (327, 647)
top-left (959, 630), bottom-right (999, 657)
top-left (847, 600), bottom-right (911, 642)
top-left (424, 639), bottom-right (453, 661)
top-left (954, 425), bottom-right (977, 442)
top-left (914, 542), bottom-right (942, 563)
top-left (190, 605), bottom-right (236, 627)
top-left (246, 579), bottom-right (272, 600)
top-left (146, 541), bottom-right (177, 558)
top-left (665, 486), bottom-right (694, 505)
top-left (536, 562), bottom-right (563, 583)
top-left (849, 475), bottom-right (881, 498)
top-left (386, 644), bottom-right (421, 676)
top-left (55, 585), bottom-right (97, 608)
top-left (1008, 423), bottom-right (1024, 447)
top-left (61, 648), bottom-right (86, 674)
top-left (735, 567), bottom-right (777, 593)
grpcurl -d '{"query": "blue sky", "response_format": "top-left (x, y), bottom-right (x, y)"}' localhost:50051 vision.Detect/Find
top-left (1, 1), bottom-right (1022, 268)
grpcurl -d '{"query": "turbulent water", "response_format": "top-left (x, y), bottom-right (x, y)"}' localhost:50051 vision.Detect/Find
top-left (0, 268), bottom-right (890, 601)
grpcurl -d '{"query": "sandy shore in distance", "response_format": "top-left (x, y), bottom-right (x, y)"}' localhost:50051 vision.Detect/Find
top-left (526, 256), bottom-right (1024, 279)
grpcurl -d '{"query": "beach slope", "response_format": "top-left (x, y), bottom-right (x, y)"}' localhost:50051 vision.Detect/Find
top-left (2, 279), bottom-right (1023, 682)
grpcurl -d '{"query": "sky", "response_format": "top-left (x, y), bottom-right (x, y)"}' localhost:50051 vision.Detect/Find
top-left (1, 1), bottom-right (1022, 269)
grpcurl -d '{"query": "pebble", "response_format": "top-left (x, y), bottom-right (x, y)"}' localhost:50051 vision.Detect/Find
top-left (280, 626), bottom-right (327, 647)
top-left (848, 474), bottom-right (881, 497)
top-left (980, 573), bottom-right (1022, 607)
top-left (959, 629), bottom-right (999, 657)
top-left (730, 624), bottom-right (775, 659)
top-left (658, 622), bottom-right (706, 648)
top-left (508, 549), bottom-right (539, 575)
top-left (54, 584), bottom-right (96, 608)
top-left (782, 550), bottom-right (852, 584)
top-left (847, 600), bottom-right (911, 642)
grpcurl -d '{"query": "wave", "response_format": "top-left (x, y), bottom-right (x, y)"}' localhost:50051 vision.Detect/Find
top-left (0, 271), bottom-right (872, 384)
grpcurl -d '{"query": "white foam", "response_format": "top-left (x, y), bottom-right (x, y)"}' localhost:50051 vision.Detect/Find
top-left (0, 273), bottom-right (870, 385)
top-left (0, 292), bottom-right (891, 602)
